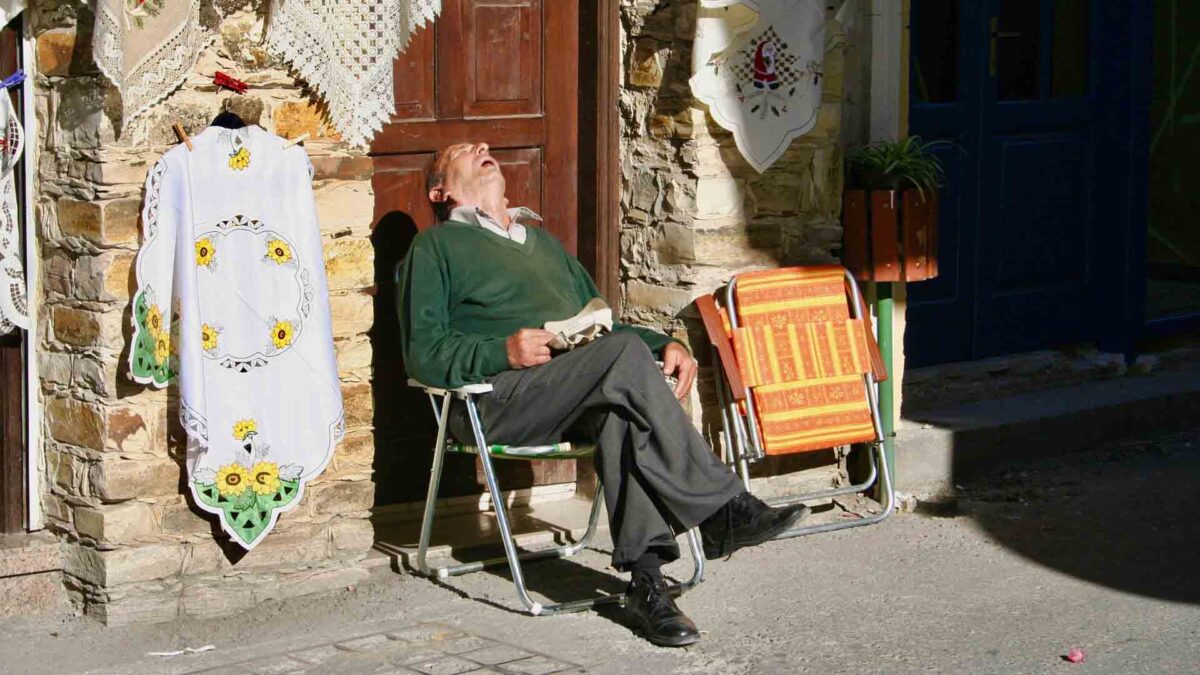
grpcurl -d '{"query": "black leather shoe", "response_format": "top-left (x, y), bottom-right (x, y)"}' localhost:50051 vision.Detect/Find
top-left (699, 492), bottom-right (810, 560)
top-left (624, 577), bottom-right (701, 648)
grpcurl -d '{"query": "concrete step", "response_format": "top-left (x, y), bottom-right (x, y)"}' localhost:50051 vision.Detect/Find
top-left (896, 364), bottom-right (1200, 499)
top-left (0, 531), bottom-right (66, 619)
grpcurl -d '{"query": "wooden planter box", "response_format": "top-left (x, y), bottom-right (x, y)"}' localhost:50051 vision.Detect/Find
top-left (842, 189), bottom-right (939, 282)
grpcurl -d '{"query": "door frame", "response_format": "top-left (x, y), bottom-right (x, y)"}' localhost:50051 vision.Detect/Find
top-left (578, 0), bottom-right (621, 310)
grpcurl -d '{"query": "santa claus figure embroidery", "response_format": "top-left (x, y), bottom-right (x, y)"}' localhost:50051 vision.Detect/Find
top-left (752, 40), bottom-right (781, 90)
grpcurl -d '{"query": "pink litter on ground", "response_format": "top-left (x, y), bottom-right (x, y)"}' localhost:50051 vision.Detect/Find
top-left (1066, 648), bottom-right (1086, 663)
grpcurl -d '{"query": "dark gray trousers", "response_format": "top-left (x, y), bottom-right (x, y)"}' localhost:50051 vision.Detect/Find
top-left (450, 332), bottom-right (744, 570)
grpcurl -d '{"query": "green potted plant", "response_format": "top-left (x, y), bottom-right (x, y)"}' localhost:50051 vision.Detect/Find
top-left (842, 137), bottom-right (948, 282)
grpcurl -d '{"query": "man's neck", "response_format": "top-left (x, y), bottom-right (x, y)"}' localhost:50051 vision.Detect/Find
top-left (459, 196), bottom-right (511, 229)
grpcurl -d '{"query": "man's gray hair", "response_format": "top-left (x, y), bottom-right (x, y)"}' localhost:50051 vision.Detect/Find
top-left (427, 155), bottom-right (450, 223)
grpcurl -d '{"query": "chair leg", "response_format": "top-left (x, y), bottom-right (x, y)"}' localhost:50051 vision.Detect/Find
top-left (416, 393), bottom-right (453, 577)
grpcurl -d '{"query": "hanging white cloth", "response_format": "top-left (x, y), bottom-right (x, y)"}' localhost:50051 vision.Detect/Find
top-left (93, 0), bottom-right (214, 124)
top-left (689, 0), bottom-right (826, 173)
top-left (0, 1), bottom-right (24, 26)
top-left (0, 90), bottom-right (27, 334)
top-left (266, 0), bottom-right (442, 148)
top-left (129, 126), bottom-right (344, 549)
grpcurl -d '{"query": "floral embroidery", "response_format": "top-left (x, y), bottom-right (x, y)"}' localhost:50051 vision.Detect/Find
top-left (215, 463), bottom-right (251, 498)
top-left (265, 238), bottom-right (293, 265)
top-left (195, 238), bottom-right (216, 267)
top-left (233, 419), bottom-right (258, 441)
top-left (250, 461), bottom-right (281, 496)
top-left (228, 147), bottom-right (251, 171)
top-left (201, 323), bottom-right (219, 353)
top-left (271, 320), bottom-right (295, 350)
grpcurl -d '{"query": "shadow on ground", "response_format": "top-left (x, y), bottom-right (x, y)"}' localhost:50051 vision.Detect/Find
top-left (946, 429), bottom-right (1200, 605)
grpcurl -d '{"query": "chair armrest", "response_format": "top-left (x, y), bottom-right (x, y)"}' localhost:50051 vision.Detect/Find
top-left (407, 379), bottom-right (495, 397)
top-left (696, 295), bottom-right (747, 400)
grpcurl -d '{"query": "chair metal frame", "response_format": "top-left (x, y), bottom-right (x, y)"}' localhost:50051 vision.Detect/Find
top-left (703, 268), bottom-right (895, 539)
top-left (409, 380), bottom-right (706, 616)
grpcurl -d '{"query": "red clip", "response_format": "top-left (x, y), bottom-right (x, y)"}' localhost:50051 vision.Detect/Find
top-left (213, 71), bottom-right (248, 94)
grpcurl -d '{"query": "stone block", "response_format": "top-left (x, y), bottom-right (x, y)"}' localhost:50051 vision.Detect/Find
top-left (629, 40), bottom-right (665, 88)
top-left (324, 238), bottom-right (374, 291)
top-left (314, 181), bottom-right (375, 235)
top-left (57, 198), bottom-right (141, 247)
top-left (37, 29), bottom-right (78, 78)
top-left (694, 176), bottom-right (745, 219)
top-left (274, 100), bottom-right (340, 141)
top-left (329, 292), bottom-right (374, 337)
top-left (329, 518), bottom-right (375, 553)
top-left (75, 502), bottom-right (157, 545)
top-left (90, 458), bottom-right (180, 502)
top-left (625, 281), bottom-right (694, 318)
top-left (335, 337), bottom-right (373, 377)
top-left (74, 250), bottom-right (136, 302)
top-left (341, 382), bottom-right (374, 429)
top-left (310, 480), bottom-right (375, 516)
top-left (51, 306), bottom-right (124, 350)
top-left (46, 396), bottom-right (105, 451)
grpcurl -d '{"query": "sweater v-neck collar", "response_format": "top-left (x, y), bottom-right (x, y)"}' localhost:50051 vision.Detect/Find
top-left (444, 219), bottom-right (538, 255)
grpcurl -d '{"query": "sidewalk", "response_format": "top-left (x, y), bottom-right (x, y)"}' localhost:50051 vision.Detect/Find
top-left (2, 429), bottom-right (1198, 674)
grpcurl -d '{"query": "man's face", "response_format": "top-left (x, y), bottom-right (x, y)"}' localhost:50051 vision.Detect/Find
top-left (429, 142), bottom-right (504, 208)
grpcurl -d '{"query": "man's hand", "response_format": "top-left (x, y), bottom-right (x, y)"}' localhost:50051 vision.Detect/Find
top-left (661, 342), bottom-right (697, 400)
top-left (506, 328), bottom-right (556, 369)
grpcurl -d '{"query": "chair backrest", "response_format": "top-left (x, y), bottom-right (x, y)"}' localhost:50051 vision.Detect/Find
top-left (726, 266), bottom-right (884, 455)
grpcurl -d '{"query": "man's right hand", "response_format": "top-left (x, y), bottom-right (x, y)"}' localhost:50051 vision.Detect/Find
top-left (506, 328), bottom-right (556, 369)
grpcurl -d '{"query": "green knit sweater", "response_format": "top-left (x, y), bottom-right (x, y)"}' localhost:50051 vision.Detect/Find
top-left (395, 220), bottom-right (676, 388)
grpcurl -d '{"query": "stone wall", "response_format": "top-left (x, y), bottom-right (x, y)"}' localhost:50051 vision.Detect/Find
top-left (31, 2), bottom-right (377, 625)
top-left (618, 1), bottom-right (852, 482)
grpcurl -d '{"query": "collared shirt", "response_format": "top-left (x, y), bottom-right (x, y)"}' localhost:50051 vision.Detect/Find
top-left (448, 205), bottom-right (542, 244)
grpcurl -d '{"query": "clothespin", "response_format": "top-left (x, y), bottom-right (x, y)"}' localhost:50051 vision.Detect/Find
top-left (213, 71), bottom-right (249, 94)
top-left (1, 70), bottom-right (25, 90)
top-left (283, 133), bottom-right (309, 149)
top-left (173, 124), bottom-right (193, 151)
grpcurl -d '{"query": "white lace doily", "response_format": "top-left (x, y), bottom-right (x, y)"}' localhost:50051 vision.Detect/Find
top-left (266, 0), bottom-right (442, 147)
top-left (0, 92), bottom-right (27, 334)
top-left (93, 0), bottom-right (215, 124)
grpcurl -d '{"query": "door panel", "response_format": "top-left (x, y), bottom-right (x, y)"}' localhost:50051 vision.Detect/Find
top-left (906, 0), bottom-right (1130, 367)
top-left (370, 2), bottom-right (579, 504)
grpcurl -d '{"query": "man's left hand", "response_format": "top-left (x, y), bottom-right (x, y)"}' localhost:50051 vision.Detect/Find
top-left (662, 342), bottom-right (697, 401)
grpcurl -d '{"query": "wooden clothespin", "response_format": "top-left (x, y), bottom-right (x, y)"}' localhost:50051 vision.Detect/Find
top-left (173, 124), bottom-right (193, 151)
top-left (213, 71), bottom-right (249, 94)
top-left (283, 133), bottom-right (309, 149)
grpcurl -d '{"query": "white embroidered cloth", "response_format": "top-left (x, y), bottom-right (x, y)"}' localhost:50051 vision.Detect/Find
top-left (93, 0), bottom-right (214, 124)
top-left (0, 91), bottom-right (27, 334)
top-left (690, 0), bottom-right (826, 172)
top-left (0, 0), bottom-right (24, 26)
top-left (129, 126), bottom-right (344, 549)
top-left (266, 0), bottom-right (442, 147)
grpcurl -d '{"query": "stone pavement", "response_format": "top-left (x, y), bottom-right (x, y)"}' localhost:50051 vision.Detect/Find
top-left (2, 428), bottom-right (1199, 674)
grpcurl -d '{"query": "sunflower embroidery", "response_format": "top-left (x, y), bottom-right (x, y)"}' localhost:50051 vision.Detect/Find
top-left (195, 238), bottom-right (216, 267)
top-left (228, 147), bottom-right (251, 171)
top-left (153, 332), bottom-right (170, 366)
top-left (201, 323), bottom-right (220, 353)
top-left (270, 320), bottom-right (295, 350)
top-left (232, 419), bottom-right (258, 441)
top-left (145, 304), bottom-right (164, 337)
top-left (265, 238), bottom-right (293, 265)
top-left (250, 461), bottom-right (281, 496)
top-left (215, 463), bottom-right (251, 498)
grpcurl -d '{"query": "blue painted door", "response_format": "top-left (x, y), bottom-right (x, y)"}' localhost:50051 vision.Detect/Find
top-left (906, 1), bottom-right (1139, 367)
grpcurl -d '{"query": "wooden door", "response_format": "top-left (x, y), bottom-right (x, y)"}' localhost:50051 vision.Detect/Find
top-left (370, 1), bottom-right (580, 504)
top-left (0, 19), bottom-right (25, 533)
top-left (905, 0), bottom-right (1138, 366)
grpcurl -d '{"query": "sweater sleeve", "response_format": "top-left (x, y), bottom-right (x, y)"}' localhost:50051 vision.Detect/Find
top-left (560, 240), bottom-right (679, 357)
top-left (395, 240), bottom-right (510, 388)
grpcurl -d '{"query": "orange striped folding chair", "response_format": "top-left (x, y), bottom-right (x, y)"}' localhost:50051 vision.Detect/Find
top-left (697, 265), bottom-right (895, 538)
